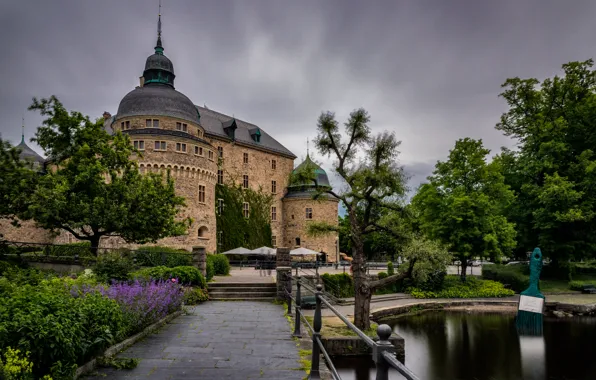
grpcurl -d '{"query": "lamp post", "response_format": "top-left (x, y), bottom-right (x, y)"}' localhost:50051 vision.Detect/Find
top-left (335, 238), bottom-right (339, 269)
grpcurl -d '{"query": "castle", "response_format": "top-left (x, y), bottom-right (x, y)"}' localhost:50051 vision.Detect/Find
top-left (1, 13), bottom-right (340, 261)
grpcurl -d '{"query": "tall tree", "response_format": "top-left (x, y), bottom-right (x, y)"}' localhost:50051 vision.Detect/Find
top-left (412, 138), bottom-right (516, 280)
top-left (496, 60), bottom-right (596, 264)
top-left (303, 108), bottom-right (447, 330)
top-left (23, 96), bottom-right (189, 254)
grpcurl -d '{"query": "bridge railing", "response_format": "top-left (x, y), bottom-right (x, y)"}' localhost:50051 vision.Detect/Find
top-left (285, 277), bottom-right (420, 380)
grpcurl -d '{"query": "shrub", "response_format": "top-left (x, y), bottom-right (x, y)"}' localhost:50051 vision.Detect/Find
top-left (321, 273), bottom-right (354, 298)
top-left (130, 266), bottom-right (206, 288)
top-left (134, 246), bottom-right (192, 267)
top-left (387, 262), bottom-right (394, 276)
top-left (207, 254), bottom-right (230, 276)
top-left (0, 264), bottom-right (53, 287)
top-left (408, 275), bottom-right (514, 298)
top-left (568, 280), bottom-right (596, 291)
top-left (574, 260), bottom-right (596, 275)
top-left (183, 287), bottom-right (209, 304)
top-left (42, 242), bottom-right (93, 257)
top-left (482, 264), bottom-right (529, 292)
top-left (93, 251), bottom-right (135, 282)
top-left (206, 259), bottom-right (215, 281)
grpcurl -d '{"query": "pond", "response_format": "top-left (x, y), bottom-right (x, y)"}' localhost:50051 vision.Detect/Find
top-left (333, 311), bottom-right (596, 380)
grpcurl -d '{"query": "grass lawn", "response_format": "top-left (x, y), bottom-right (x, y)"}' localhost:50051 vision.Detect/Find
top-left (545, 294), bottom-right (596, 305)
top-left (303, 315), bottom-right (378, 338)
top-left (540, 274), bottom-right (596, 293)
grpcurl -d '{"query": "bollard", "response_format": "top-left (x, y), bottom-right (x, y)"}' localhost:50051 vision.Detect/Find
top-left (293, 277), bottom-right (302, 338)
top-left (373, 325), bottom-right (395, 380)
top-left (308, 284), bottom-right (323, 379)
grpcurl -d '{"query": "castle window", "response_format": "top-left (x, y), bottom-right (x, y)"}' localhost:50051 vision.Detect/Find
top-left (198, 226), bottom-right (208, 238)
top-left (272, 160), bottom-right (276, 170)
top-left (198, 185), bottom-right (205, 203)
top-left (243, 202), bottom-right (250, 218)
top-left (208, 151), bottom-right (214, 160)
top-left (243, 175), bottom-right (249, 189)
top-left (121, 121), bottom-right (131, 130)
top-left (217, 170), bottom-right (224, 185)
top-left (176, 143), bottom-right (187, 152)
top-left (176, 122), bottom-right (188, 132)
top-left (133, 140), bottom-right (145, 151)
top-left (306, 208), bottom-right (313, 219)
top-left (295, 237), bottom-right (301, 246)
top-left (271, 180), bottom-right (277, 194)
top-left (153, 119), bottom-right (159, 128)
top-left (154, 141), bottom-right (166, 151)
top-left (194, 146), bottom-right (199, 155)
top-left (272, 235), bottom-right (277, 248)
top-left (243, 152), bottom-right (249, 164)
top-left (271, 206), bottom-right (277, 221)
top-left (146, 119), bottom-right (160, 128)
top-left (218, 146), bottom-right (223, 158)
top-left (217, 198), bottom-right (224, 215)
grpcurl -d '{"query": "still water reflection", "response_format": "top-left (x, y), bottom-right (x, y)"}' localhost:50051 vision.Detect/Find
top-left (334, 311), bottom-right (596, 380)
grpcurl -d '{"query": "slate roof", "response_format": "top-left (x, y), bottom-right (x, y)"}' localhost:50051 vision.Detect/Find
top-left (196, 106), bottom-right (296, 159)
top-left (116, 84), bottom-right (200, 125)
top-left (16, 139), bottom-right (45, 165)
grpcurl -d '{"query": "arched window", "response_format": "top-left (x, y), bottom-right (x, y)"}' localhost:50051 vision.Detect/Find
top-left (198, 226), bottom-right (209, 238)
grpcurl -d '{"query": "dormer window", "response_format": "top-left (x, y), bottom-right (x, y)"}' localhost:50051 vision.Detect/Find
top-left (223, 119), bottom-right (237, 140)
top-left (249, 128), bottom-right (261, 143)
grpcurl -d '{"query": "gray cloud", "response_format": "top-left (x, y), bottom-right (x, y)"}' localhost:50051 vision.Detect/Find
top-left (2, 0), bottom-right (596, 195)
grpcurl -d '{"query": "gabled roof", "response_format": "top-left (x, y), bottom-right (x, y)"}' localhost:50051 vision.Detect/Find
top-left (16, 139), bottom-right (45, 165)
top-left (196, 106), bottom-right (296, 159)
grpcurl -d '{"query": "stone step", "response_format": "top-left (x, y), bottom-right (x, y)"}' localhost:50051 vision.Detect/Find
top-left (209, 292), bottom-right (278, 299)
top-left (208, 287), bottom-right (278, 293)
top-left (208, 282), bottom-right (276, 288)
top-left (209, 297), bottom-right (276, 302)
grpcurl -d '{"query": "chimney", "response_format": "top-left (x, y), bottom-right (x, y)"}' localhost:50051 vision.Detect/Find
top-left (139, 76), bottom-right (145, 87)
top-left (102, 112), bottom-right (111, 120)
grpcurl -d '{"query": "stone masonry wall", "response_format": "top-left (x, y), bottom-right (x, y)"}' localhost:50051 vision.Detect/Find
top-left (0, 219), bottom-right (54, 244)
top-left (282, 197), bottom-right (339, 261)
top-left (209, 136), bottom-right (295, 248)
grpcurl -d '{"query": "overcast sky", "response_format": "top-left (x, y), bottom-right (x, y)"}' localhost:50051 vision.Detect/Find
top-left (1, 0), bottom-right (595, 193)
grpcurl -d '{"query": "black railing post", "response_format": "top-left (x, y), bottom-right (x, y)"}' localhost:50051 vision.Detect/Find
top-left (287, 273), bottom-right (293, 316)
top-left (293, 276), bottom-right (302, 338)
top-left (373, 324), bottom-right (395, 380)
top-left (309, 284), bottom-right (323, 379)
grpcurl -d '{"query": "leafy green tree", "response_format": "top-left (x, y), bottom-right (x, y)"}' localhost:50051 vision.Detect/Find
top-left (496, 60), bottom-right (596, 264)
top-left (412, 138), bottom-right (516, 280)
top-left (0, 139), bottom-right (38, 228)
top-left (23, 96), bottom-right (189, 255)
top-left (303, 108), bottom-right (430, 330)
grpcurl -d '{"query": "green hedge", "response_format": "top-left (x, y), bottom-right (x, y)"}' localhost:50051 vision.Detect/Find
top-left (94, 251), bottom-right (135, 282)
top-left (131, 266), bottom-right (206, 288)
top-left (321, 273), bottom-right (354, 298)
top-left (207, 254), bottom-right (230, 276)
top-left (482, 264), bottom-right (529, 292)
top-left (43, 242), bottom-right (94, 257)
top-left (183, 287), bottom-right (209, 304)
top-left (568, 280), bottom-right (596, 291)
top-left (408, 276), bottom-right (515, 298)
top-left (134, 246), bottom-right (193, 267)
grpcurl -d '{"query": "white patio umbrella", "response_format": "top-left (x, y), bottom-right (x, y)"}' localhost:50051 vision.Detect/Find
top-left (221, 247), bottom-right (253, 255)
top-left (250, 246), bottom-right (276, 256)
top-left (290, 247), bottom-right (321, 256)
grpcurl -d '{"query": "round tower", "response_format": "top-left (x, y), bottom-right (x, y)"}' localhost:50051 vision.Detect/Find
top-left (282, 155), bottom-right (339, 262)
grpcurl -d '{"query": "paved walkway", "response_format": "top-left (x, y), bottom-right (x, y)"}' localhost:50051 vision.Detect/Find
top-left (87, 302), bottom-right (304, 379)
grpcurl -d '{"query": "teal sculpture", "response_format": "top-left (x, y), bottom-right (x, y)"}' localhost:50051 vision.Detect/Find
top-left (516, 247), bottom-right (545, 335)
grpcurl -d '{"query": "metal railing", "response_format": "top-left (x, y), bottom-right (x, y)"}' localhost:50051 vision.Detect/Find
top-left (285, 277), bottom-right (420, 380)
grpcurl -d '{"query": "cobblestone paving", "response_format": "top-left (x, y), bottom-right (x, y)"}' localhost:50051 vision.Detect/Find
top-left (86, 302), bottom-right (305, 379)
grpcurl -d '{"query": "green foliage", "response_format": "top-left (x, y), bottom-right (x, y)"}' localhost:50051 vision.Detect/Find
top-left (374, 272), bottom-right (403, 295)
top-left (568, 280), bottom-right (596, 291)
top-left (207, 254), bottom-right (230, 276)
top-left (408, 275), bottom-right (515, 298)
top-left (481, 264), bottom-right (530, 293)
top-left (495, 60), bottom-right (596, 263)
top-left (134, 246), bottom-right (193, 267)
top-left (42, 242), bottom-right (93, 257)
top-left (0, 347), bottom-right (35, 380)
top-left (0, 139), bottom-right (38, 225)
top-left (412, 138), bottom-right (516, 280)
top-left (93, 251), bottom-right (135, 282)
top-left (97, 356), bottom-right (139, 369)
top-left (321, 273), bottom-right (354, 298)
top-left (215, 183), bottom-right (273, 252)
top-left (206, 259), bottom-right (215, 281)
top-left (130, 266), bottom-right (206, 288)
top-left (23, 96), bottom-right (189, 254)
top-left (397, 236), bottom-right (452, 286)
top-left (387, 262), bottom-right (394, 276)
top-left (183, 287), bottom-right (209, 304)
top-left (0, 283), bottom-right (123, 378)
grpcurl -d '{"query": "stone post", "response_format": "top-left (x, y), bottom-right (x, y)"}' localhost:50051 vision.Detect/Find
top-left (192, 246), bottom-right (207, 277)
top-left (276, 247), bottom-right (291, 300)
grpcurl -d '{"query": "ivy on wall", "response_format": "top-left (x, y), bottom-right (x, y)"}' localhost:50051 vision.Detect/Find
top-left (215, 183), bottom-right (273, 252)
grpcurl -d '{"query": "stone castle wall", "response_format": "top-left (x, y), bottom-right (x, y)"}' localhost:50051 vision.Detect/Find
top-left (0, 219), bottom-right (55, 244)
top-left (208, 136), bottom-right (295, 248)
top-left (282, 196), bottom-right (339, 261)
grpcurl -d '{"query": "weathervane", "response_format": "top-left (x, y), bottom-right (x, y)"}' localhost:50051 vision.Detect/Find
top-left (21, 115), bottom-right (25, 143)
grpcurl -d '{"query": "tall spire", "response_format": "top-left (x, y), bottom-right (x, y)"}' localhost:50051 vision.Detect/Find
top-left (21, 115), bottom-right (25, 144)
top-left (306, 137), bottom-right (309, 158)
top-left (155, 0), bottom-right (163, 54)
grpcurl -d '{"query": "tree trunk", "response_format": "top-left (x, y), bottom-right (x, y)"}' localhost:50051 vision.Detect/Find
top-left (89, 235), bottom-right (101, 257)
top-left (460, 259), bottom-right (468, 282)
top-left (350, 213), bottom-right (372, 330)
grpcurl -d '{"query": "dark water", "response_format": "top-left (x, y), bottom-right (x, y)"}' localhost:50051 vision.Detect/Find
top-left (334, 311), bottom-right (596, 380)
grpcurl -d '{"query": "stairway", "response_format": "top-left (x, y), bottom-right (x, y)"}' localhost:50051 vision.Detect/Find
top-left (208, 282), bottom-right (278, 301)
